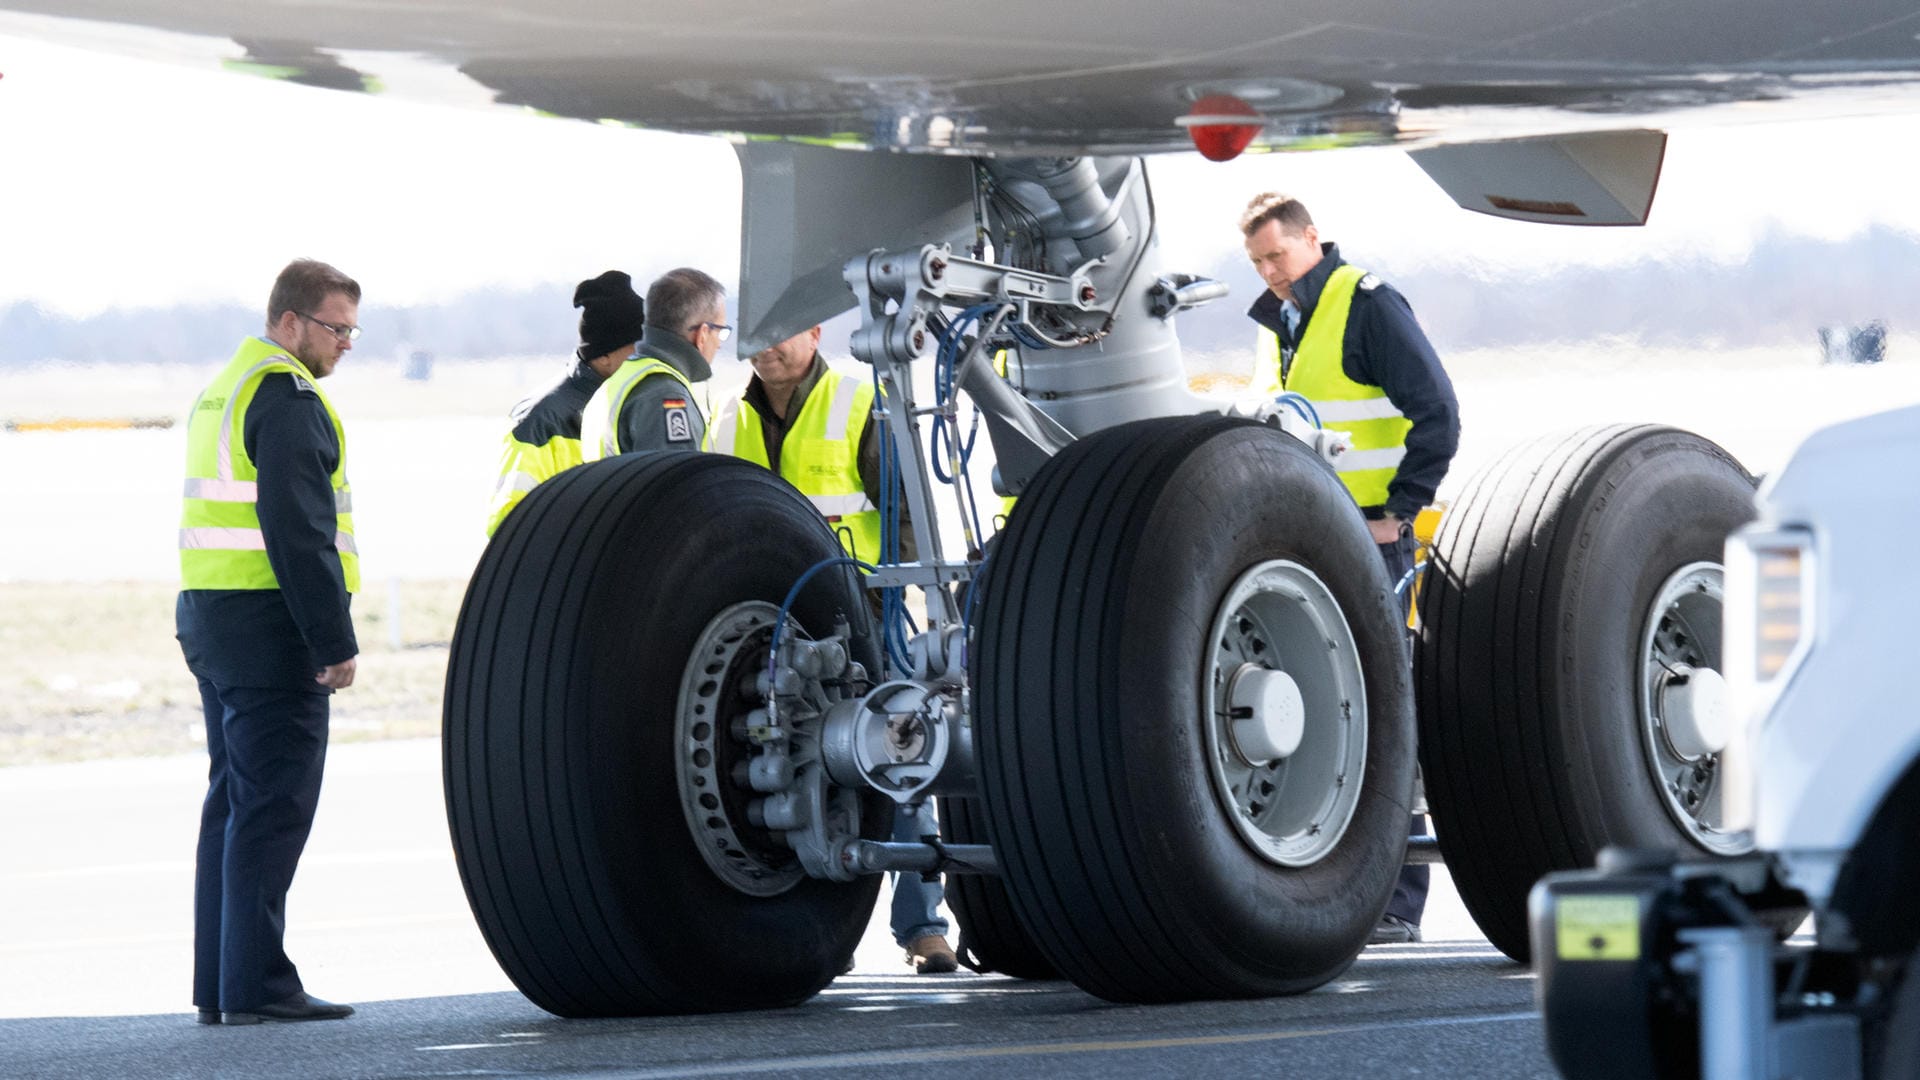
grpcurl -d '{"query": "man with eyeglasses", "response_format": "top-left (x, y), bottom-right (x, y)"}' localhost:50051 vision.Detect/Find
top-left (583, 267), bottom-right (724, 459)
top-left (176, 258), bottom-right (363, 1025)
top-left (486, 270), bottom-right (647, 536)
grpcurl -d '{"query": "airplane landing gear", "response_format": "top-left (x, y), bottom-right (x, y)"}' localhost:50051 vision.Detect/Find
top-left (444, 452), bottom-right (884, 1016)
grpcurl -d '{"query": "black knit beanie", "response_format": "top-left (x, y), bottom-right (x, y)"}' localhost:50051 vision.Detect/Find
top-left (574, 270), bottom-right (646, 362)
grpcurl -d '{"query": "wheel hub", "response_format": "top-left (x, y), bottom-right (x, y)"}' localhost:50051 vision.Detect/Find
top-left (1227, 663), bottom-right (1306, 765)
top-left (1657, 664), bottom-right (1729, 760)
top-left (675, 601), bottom-right (808, 897)
top-left (1638, 562), bottom-right (1752, 855)
top-left (1203, 560), bottom-right (1367, 868)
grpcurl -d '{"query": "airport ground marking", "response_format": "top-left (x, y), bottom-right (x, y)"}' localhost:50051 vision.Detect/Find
top-left (576, 1010), bottom-right (1540, 1077)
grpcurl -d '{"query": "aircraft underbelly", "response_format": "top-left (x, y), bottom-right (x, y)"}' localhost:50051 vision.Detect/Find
top-left (1, 1), bottom-right (1917, 153)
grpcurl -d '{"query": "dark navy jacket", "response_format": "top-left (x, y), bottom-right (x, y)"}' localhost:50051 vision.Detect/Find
top-left (177, 372), bottom-right (357, 692)
top-left (1248, 242), bottom-right (1460, 520)
top-left (508, 357), bottom-right (605, 448)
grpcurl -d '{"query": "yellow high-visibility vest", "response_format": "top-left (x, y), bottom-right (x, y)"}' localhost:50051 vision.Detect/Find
top-left (179, 337), bottom-right (359, 592)
top-left (989, 349), bottom-right (1019, 520)
top-left (486, 429), bottom-right (584, 536)
top-left (583, 355), bottom-right (692, 459)
top-left (1252, 264), bottom-right (1411, 508)
top-left (709, 369), bottom-right (882, 564)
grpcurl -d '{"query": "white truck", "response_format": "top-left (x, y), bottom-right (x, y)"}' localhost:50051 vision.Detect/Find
top-left (1533, 404), bottom-right (1920, 1079)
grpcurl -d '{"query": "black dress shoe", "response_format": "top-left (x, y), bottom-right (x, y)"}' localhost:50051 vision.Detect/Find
top-left (196, 1008), bottom-right (220, 1026)
top-left (220, 992), bottom-right (354, 1025)
top-left (1368, 914), bottom-right (1423, 945)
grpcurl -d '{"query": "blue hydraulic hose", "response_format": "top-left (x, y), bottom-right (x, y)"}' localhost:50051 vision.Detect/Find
top-left (1275, 392), bottom-right (1321, 428)
top-left (871, 365), bottom-right (913, 674)
top-left (768, 555), bottom-right (878, 689)
top-left (1394, 560), bottom-right (1424, 598)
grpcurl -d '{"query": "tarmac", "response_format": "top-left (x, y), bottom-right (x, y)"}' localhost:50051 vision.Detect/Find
top-left (0, 738), bottom-right (1557, 1079)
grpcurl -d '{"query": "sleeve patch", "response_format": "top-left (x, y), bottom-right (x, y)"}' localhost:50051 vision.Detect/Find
top-left (1358, 273), bottom-right (1382, 291)
top-left (664, 405), bottom-right (694, 443)
top-left (661, 398), bottom-right (688, 408)
top-left (290, 372), bottom-right (318, 396)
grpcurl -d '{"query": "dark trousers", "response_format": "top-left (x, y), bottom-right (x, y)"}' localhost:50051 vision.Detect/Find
top-left (1378, 528), bottom-right (1430, 925)
top-left (192, 678), bottom-right (330, 1012)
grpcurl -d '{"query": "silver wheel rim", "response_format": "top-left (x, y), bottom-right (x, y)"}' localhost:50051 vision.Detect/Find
top-left (1638, 561), bottom-right (1752, 855)
top-left (1203, 559), bottom-right (1368, 867)
top-left (674, 601), bottom-right (807, 896)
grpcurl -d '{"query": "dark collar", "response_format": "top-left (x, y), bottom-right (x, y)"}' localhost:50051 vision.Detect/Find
top-left (566, 358), bottom-right (607, 389)
top-left (1246, 242), bottom-right (1344, 334)
top-left (637, 325), bottom-right (714, 384)
top-left (744, 353), bottom-right (828, 423)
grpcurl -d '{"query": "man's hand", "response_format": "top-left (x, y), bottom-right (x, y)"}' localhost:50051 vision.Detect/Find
top-left (316, 657), bottom-right (357, 690)
top-left (1367, 515), bottom-right (1405, 544)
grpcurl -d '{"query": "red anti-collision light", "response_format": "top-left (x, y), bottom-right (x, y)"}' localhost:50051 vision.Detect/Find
top-left (1179, 94), bottom-right (1263, 162)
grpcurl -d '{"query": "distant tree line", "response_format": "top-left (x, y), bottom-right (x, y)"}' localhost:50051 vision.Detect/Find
top-left (3, 226), bottom-right (1911, 368)
top-left (1180, 224), bottom-right (1914, 358)
top-left (0, 283), bottom-right (576, 368)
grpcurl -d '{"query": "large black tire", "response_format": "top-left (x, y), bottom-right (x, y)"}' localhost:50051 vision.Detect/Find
top-left (1415, 426), bottom-right (1756, 962)
top-left (1878, 944), bottom-right (1920, 1079)
top-left (973, 414), bottom-right (1416, 1003)
top-left (937, 796), bottom-right (1059, 979)
top-left (444, 451), bottom-right (884, 1017)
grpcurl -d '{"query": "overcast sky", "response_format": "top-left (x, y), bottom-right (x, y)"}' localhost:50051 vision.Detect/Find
top-left (4, 30), bottom-right (1920, 319)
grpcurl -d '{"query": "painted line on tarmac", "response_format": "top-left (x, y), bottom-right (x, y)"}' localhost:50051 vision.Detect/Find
top-left (0, 911), bottom-right (472, 954)
top-left (1353, 947), bottom-right (1515, 961)
top-left (3, 848), bottom-right (451, 882)
top-left (563, 1011), bottom-right (1540, 1077)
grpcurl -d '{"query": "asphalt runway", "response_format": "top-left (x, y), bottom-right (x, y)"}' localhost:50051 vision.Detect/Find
top-left (0, 739), bottom-right (1558, 1079)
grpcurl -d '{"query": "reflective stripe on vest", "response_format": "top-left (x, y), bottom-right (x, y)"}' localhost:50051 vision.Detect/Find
top-left (485, 431), bottom-right (584, 536)
top-left (583, 356), bottom-right (691, 459)
top-left (712, 370), bottom-right (882, 564)
top-left (179, 337), bottom-right (359, 591)
top-left (1259, 265), bottom-right (1411, 508)
top-left (179, 527), bottom-right (267, 551)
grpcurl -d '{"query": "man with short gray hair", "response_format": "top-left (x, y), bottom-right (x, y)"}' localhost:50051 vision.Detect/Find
top-left (583, 267), bottom-right (724, 457)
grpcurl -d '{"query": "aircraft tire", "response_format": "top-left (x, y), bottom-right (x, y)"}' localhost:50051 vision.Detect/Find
top-left (443, 451), bottom-right (882, 1017)
top-left (972, 414), bottom-right (1415, 1002)
top-left (937, 796), bottom-right (1059, 979)
top-left (1415, 425), bottom-right (1756, 962)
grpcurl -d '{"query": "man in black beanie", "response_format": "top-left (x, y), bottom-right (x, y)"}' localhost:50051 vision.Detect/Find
top-left (582, 267), bottom-right (722, 459)
top-left (485, 269), bottom-right (647, 535)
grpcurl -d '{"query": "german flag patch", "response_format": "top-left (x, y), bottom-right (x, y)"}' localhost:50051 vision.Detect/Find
top-left (663, 400), bottom-right (693, 443)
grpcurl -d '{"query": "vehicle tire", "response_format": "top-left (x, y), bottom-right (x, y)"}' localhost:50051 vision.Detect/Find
top-left (1877, 944), bottom-right (1920, 1079)
top-left (1415, 426), bottom-right (1757, 962)
top-left (937, 796), bottom-right (1059, 979)
top-left (444, 451), bottom-right (885, 1017)
top-left (972, 414), bottom-right (1416, 1002)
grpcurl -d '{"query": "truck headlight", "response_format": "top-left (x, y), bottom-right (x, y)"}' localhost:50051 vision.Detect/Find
top-left (1724, 527), bottom-right (1816, 699)
top-left (1721, 526), bottom-right (1816, 833)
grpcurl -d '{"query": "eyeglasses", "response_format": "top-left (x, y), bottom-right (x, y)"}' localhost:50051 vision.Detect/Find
top-left (691, 321), bottom-right (732, 343)
top-left (298, 311), bottom-right (361, 342)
